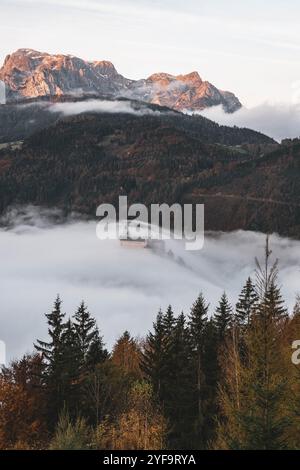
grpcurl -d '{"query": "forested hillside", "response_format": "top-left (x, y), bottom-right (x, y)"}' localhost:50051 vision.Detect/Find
top-left (0, 108), bottom-right (299, 237)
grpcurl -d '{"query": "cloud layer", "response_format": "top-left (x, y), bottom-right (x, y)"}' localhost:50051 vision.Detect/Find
top-left (1, 207), bottom-right (299, 361)
top-left (199, 103), bottom-right (300, 142)
top-left (50, 99), bottom-right (164, 116)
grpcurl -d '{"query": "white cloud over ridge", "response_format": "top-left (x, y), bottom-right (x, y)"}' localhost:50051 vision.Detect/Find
top-left (49, 99), bottom-right (164, 116)
top-left (0, 207), bottom-right (299, 362)
top-left (199, 103), bottom-right (300, 142)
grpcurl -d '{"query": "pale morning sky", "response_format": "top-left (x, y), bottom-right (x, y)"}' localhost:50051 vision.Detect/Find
top-left (0, 0), bottom-right (300, 107)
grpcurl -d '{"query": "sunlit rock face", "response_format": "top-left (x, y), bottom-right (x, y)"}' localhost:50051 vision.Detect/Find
top-left (0, 49), bottom-right (241, 113)
top-left (127, 70), bottom-right (241, 113)
top-left (0, 49), bottom-right (133, 102)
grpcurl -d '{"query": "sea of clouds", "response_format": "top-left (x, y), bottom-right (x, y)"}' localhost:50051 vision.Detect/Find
top-left (0, 207), bottom-right (299, 361)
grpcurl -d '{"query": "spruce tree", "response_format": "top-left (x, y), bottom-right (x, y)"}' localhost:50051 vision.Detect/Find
top-left (235, 277), bottom-right (258, 326)
top-left (162, 305), bottom-right (176, 335)
top-left (264, 282), bottom-right (288, 321)
top-left (35, 295), bottom-right (65, 366)
top-left (34, 296), bottom-right (67, 422)
top-left (73, 301), bottom-right (99, 368)
top-left (214, 293), bottom-right (233, 340)
top-left (60, 318), bottom-right (81, 416)
top-left (164, 312), bottom-right (194, 449)
top-left (61, 318), bottom-right (80, 378)
top-left (243, 241), bottom-right (288, 448)
top-left (216, 314), bottom-right (288, 449)
top-left (201, 318), bottom-right (219, 444)
top-left (86, 327), bottom-right (108, 370)
top-left (189, 294), bottom-right (209, 346)
top-left (240, 314), bottom-right (287, 449)
top-left (141, 309), bottom-right (166, 395)
top-left (216, 239), bottom-right (289, 449)
top-left (188, 293), bottom-right (209, 447)
top-left (142, 307), bottom-right (194, 448)
top-left (254, 237), bottom-right (288, 322)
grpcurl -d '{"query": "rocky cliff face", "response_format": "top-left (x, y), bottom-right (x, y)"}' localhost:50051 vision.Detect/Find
top-left (0, 49), bottom-right (242, 112)
top-left (127, 71), bottom-right (241, 113)
top-left (0, 49), bottom-right (132, 101)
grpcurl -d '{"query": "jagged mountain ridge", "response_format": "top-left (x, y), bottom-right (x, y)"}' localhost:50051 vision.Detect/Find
top-left (0, 49), bottom-right (242, 112)
top-left (128, 71), bottom-right (241, 113)
top-left (0, 49), bottom-right (132, 99)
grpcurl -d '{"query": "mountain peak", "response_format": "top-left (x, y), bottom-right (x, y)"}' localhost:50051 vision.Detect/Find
top-left (92, 60), bottom-right (116, 69)
top-left (176, 71), bottom-right (202, 83)
top-left (13, 48), bottom-right (45, 55)
top-left (146, 71), bottom-right (202, 85)
top-left (147, 72), bottom-right (174, 81)
top-left (0, 49), bottom-right (242, 112)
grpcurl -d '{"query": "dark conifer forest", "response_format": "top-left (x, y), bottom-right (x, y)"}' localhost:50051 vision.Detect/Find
top-left (1, 239), bottom-right (300, 450)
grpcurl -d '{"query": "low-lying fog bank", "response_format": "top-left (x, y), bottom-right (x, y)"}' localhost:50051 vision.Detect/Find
top-left (0, 208), bottom-right (299, 361)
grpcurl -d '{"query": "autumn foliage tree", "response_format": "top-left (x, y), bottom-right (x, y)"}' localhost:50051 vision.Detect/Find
top-left (93, 381), bottom-right (167, 450)
top-left (0, 354), bottom-right (47, 449)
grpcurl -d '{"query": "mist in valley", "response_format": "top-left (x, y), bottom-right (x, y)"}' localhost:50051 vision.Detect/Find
top-left (0, 207), bottom-right (299, 361)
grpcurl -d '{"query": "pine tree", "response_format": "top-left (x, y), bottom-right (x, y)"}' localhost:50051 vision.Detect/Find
top-left (34, 296), bottom-right (68, 423)
top-left (73, 301), bottom-right (99, 368)
top-left (86, 327), bottom-right (108, 370)
top-left (254, 237), bottom-right (288, 323)
top-left (235, 277), bottom-right (258, 326)
top-left (264, 282), bottom-right (288, 321)
top-left (216, 315), bottom-right (288, 449)
top-left (215, 238), bottom-right (289, 449)
top-left (61, 318), bottom-right (80, 375)
top-left (142, 307), bottom-right (194, 448)
top-left (162, 305), bottom-right (176, 335)
top-left (141, 309), bottom-right (166, 395)
top-left (239, 315), bottom-right (287, 449)
top-left (188, 293), bottom-right (209, 447)
top-left (60, 319), bottom-right (81, 415)
top-left (214, 293), bottom-right (233, 339)
top-left (254, 235), bottom-right (277, 300)
top-left (241, 240), bottom-right (288, 448)
top-left (35, 296), bottom-right (65, 365)
top-left (189, 294), bottom-right (209, 346)
top-left (201, 318), bottom-right (219, 444)
top-left (164, 312), bottom-right (194, 449)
